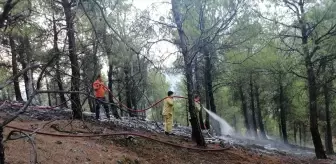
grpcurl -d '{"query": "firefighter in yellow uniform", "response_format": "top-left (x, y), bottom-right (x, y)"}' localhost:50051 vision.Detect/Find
top-left (162, 91), bottom-right (174, 135)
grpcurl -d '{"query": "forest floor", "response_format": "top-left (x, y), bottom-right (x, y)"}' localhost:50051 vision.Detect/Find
top-left (0, 104), bottom-right (336, 164)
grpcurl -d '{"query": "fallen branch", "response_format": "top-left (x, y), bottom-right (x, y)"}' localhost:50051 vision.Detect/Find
top-left (6, 125), bottom-right (232, 151)
top-left (4, 130), bottom-right (37, 164)
top-left (0, 0), bottom-right (21, 28)
top-left (0, 64), bottom-right (41, 91)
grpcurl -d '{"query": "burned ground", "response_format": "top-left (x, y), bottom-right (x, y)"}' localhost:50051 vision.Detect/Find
top-left (0, 104), bottom-right (335, 164)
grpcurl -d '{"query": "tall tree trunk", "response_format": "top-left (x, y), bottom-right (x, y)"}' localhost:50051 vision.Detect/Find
top-left (171, 0), bottom-right (205, 146)
top-left (279, 78), bottom-right (288, 144)
top-left (239, 84), bottom-right (249, 135)
top-left (303, 123), bottom-right (307, 147)
top-left (17, 37), bottom-right (30, 100)
top-left (54, 82), bottom-right (58, 105)
top-left (199, 3), bottom-right (212, 130)
top-left (294, 123), bottom-right (297, 144)
top-left (199, 2), bottom-right (217, 115)
top-left (55, 60), bottom-right (68, 108)
top-left (124, 67), bottom-right (134, 117)
top-left (194, 57), bottom-right (205, 129)
top-left (103, 18), bottom-right (120, 118)
top-left (52, 14), bottom-right (68, 108)
top-left (305, 60), bottom-right (326, 158)
top-left (233, 115), bottom-right (237, 131)
top-left (23, 35), bottom-right (35, 103)
top-left (255, 84), bottom-right (266, 139)
top-left (186, 99), bottom-right (189, 126)
top-left (9, 35), bottom-right (23, 101)
top-left (186, 62), bottom-right (204, 144)
top-left (204, 73), bottom-right (210, 129)
top-left (108, 64), bottom-right (121, 119)
top-left (62, 0), bottom-right (82, 119)
top-left (297, 1), bottom-right (326, 158)
top-left (46, 77), bottom-right (52, 106)
top-left (249, 74), bottom-right (258, 138)
top-left (118, 83), bottom-right (123, 117)
top-left (278, 120), bottom-right (282, 139)
top-left (131, 86), bottom-right (138, 117)
top-left (323, 83), bottom-right (334, 154)
top-left (299, 122), bottom-right (302, 146)
top-left (0, 127), bottom-right (4, 164)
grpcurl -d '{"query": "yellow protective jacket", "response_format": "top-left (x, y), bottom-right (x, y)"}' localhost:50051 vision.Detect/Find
top-left (162, 97), bottom-right (174, 115)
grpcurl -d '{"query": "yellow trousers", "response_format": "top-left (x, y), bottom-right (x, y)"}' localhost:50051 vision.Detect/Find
top-left (164, 114), bottom-right (173, 133)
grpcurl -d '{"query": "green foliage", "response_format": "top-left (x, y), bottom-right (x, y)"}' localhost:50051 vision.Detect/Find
top-left (146, 70), bottom-right (170, 121)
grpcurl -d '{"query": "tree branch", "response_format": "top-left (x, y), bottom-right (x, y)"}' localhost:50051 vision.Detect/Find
top-left (0, 64), bottom-right (41, 91)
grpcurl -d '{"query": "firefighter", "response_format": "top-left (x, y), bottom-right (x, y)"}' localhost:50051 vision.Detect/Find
top-left (93, 74), bottom-right (111, 120)
top-left (194, 95), bottom-right (201, 113)
top-left (191, 94), bottom-right (207, 129)
top-left (162, 91), bottom-right (174, 135)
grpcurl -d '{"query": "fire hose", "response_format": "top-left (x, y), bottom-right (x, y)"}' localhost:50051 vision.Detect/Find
top-left (106, 88), bottom-right (188, 112)
top-left (1, 89), bottom-right (189, 113)
top-left (4, 125), bottom-right (230, 151)
top-left (1, 89), bottom-right (224, 151)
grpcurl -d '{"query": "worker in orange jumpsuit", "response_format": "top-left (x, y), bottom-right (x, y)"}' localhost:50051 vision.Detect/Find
top-left (162, 91), bottom-right (174, 135)
top-left (93, 74), bottom-right (110, 120)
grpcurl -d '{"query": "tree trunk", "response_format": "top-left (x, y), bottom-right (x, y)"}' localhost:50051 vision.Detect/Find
top-left (200, 0), bottom-right (216, 116)
top-left (108, 64), bottom-right (121, 119)
top-left (294, 123), bottom-right (297, 144)
top-left (52, 14), bottom-right (68, 108)
top-left (46, 77), bottom-right (52, 106)
top-left (239, 84), bottom-right (249, 135)
top-left (23, 35), bottom-right (35, 103)
top-left (118, 83), bottom-right (123, 117)
top-left (249, 74), bottom-right (258, 138)
top-left (233, 115), bottom-right (237, 131)
top-left (199, 2), bottom-right (210, 130)
top-left (131, 88), bottom-right (138, 117)
top-left (299, 123), bottom-right (302, 146)
top-left (278, 120), bottom-right (282, 139)
top-left (171, 0), bottom-right (205, 146)
top-left (0, 127), bottom-right (4, 164)
top-left (204, 73), bottom-right (210, 129)
top-left (323, 83), bottom-right (334, 154)
top-left (62, 0), bottom-right (82, 118)
top-left (186, 99), bottom-right (189, 126)
top-left (278, 78), bottom-right (288, 144)
top-left (297, 0), bottom-right (326, 158)
top-left (17, 37), bottom-right (31, 100)
top-left (203, 47), bottom-right (217, 120)
top-left (305, 60), bottom-right (326, 158)
top-left (194, 57), bottom-right (205, 129)
top-left (55, 60), bottom-right (68, 108)
top-left (186, 62), bottom-right (204, 145)
top-left (9, 36), bottom-right (23, 102)
top-left (124, 67), bottom-right (134, 117)
top-left (303, 123), bottom-right (307, 147)
top-left (255, 84), bottom-right (266, 139)
top-left (54, 82), bottom-right (58, 105)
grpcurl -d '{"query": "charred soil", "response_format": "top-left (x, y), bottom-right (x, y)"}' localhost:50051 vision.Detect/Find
top-left (0, 107), bottom-right (334, 164)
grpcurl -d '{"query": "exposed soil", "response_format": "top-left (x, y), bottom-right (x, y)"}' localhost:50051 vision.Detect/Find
top-left (0, 119), bottom-right (334, 164)
top-left (0, 106), bottom-right (335, 164)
